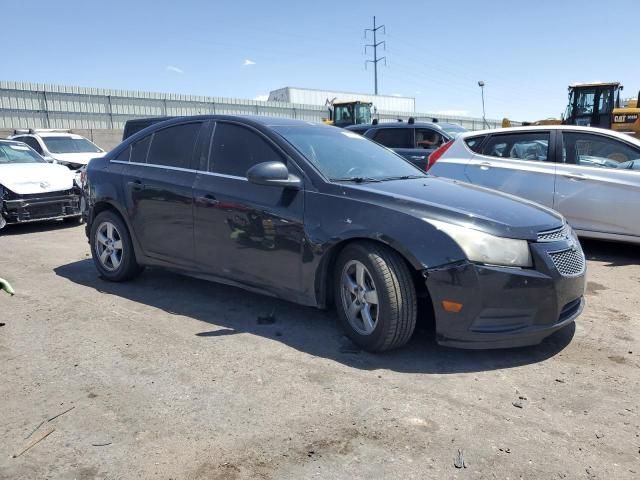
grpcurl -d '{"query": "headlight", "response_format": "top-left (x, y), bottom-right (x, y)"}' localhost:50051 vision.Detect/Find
top-left (425, 218), bottom-right (532, 267)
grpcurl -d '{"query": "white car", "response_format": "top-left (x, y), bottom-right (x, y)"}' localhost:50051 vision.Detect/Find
top-left (428, 125), bottom-right (640, 244)
top-left (0, 139), bottom-right (81, 230)
top-left (8, 129), bottom-right (106, 170)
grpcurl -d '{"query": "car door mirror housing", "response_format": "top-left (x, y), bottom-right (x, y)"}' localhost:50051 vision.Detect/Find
top-left (246, 161), bottom-right (302, 189)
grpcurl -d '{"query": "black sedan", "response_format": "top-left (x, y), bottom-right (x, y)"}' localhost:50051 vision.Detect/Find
top-left (84, 116), bottom-right (585, 351)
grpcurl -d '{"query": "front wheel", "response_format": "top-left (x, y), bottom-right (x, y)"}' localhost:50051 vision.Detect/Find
top-left (334, 242), bottom-right (417, 352)
top-left (90, 210), bottom-right (143, 282)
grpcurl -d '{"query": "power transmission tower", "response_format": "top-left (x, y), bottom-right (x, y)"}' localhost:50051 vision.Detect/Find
top-left (365, 16), bottom-right (386, 95)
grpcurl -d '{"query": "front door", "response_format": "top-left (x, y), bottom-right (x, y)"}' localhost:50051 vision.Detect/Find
top-left (464, 130), bottom-right (557, 208)
top-left (122, 121), bottom-right (203, 267)
top-left (193, 121), bottom-right (305, 295)
top-left (554, 130), bottom-right (640, 237)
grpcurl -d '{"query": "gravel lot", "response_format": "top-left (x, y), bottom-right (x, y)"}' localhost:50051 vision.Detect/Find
top-left (1, 221), bottom-right (638, 479)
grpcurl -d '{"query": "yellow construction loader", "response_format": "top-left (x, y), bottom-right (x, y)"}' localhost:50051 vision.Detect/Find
top-left (503, 82), bottom-right (640, 136)
top-left (322, 99), bottom-right (373, 128)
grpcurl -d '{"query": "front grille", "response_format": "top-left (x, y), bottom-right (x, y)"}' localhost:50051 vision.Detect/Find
top-left (538, 226), bottom-right (568, 242)
top-left (549, 247), bottom-right (585, 276)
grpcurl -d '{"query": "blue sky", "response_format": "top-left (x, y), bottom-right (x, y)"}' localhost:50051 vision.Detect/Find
top-left (3, 0), bottom-right (638, 120)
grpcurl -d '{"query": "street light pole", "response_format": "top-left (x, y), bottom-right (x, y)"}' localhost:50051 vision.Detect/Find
top-left (478, 80), bottom-right (489, 128)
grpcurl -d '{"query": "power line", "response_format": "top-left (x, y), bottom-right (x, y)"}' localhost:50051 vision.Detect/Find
top-left (364, 16), bottom-right (386, 95)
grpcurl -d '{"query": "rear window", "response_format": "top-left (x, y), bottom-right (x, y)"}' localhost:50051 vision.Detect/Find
top-left (464, 135), bottom-right (486, 153)
top-left (147, 122), bottom-right (202, 169)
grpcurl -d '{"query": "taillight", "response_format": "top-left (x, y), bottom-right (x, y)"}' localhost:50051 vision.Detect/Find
top-left (426, 140), bottom-right (453, 171)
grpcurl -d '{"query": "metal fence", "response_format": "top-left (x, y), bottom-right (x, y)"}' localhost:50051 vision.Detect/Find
top-left (0, 80), bottom-right (507, 131)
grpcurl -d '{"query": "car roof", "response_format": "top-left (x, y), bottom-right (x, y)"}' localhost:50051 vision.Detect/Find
top-left (0, 139), bottom-right (25, 145)
top-left (456, 125), bottom-right (640, 145)
top-left (364, 122), bottom-right (444, 130)
top-left (138, 115), bottom-right (321, 129)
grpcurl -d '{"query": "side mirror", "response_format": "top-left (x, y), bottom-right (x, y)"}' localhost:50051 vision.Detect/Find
top-left (246, 161), bottom-right (302, 189)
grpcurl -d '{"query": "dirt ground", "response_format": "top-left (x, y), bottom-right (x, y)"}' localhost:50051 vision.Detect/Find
top-left (0, 221), bottom-right (638, 479)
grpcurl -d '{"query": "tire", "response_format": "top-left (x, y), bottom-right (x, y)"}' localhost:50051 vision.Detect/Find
top-left (90, 210), bottom-right (143, 282)
top-left (334, 241), bottom-right (417, 352)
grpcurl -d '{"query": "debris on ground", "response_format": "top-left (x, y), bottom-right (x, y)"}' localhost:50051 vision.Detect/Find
top-left (555, 378), bottom-right (566, 383)
top-left (454, 448), bottom-right (466, 468)
top-left (91, 441), bottom-right (112, 447)
top-left (12, 428), bottom-right (55, 458)
top-left (0, 277), bottom-right (15, 296)
top-left (25, 420), bottom-right (45, 440)
top-left (595, 432), bottom-right (604, 439)
top-left (512, 400), bottom-right (524, 409)
top-left (47, 406), bottom-right (75, 422)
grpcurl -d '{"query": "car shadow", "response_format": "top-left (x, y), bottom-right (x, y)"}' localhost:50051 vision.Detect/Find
top-left (581, 238), bottom-right (640, 267)
top-left (1, 219), bottom-right (82, 236)
top-left (54, 259), bottom-right (575, 375)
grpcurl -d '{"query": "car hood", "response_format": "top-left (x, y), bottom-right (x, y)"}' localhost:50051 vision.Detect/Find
top-left (0, 163), bottom-right (75, 194)
top-left (50, 151), bottom-right (106, 165)
top-left (348, 176), bottom-right (564, 240)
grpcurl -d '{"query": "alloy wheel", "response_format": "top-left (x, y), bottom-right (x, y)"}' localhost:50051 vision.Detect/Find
top-left (95, 221), bottom-right (123, 272)
top-left (340, 260), bottom-right (379, 335)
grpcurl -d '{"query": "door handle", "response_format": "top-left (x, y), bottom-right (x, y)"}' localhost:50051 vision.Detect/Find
top-left (129, 179), bottom-right (144, 191)
top-left (478, 161), bottom-right (492, 170)
top-left (562, 173), bottom-right (586, 181)
top-left (198, 194), bottom-right (219, 205)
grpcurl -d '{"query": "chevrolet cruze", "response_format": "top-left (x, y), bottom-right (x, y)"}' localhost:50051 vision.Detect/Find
top-left (84, 116), bottom-right (586, 352)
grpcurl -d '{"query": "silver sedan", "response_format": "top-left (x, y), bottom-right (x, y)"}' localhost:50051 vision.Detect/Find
top-left (429, 125), bottom-right (640, 244)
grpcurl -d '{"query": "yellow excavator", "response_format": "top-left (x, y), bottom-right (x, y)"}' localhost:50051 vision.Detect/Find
top-left (503, 82), bottom-right (640, 136)
top-left (322, 99), bottom-right (373, 128)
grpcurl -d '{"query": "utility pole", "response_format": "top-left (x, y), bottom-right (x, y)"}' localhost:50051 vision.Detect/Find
top-left (365, 16), bottom-right (386, 95)
top-left (478, 80), bottom-right (489, 128)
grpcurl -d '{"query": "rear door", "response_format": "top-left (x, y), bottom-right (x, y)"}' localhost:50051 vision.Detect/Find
top-left (192, 121), bottom-right (305, 293)
top-left (555, 130), bottom-right (640, 237)
top-left (464, 130), bottom-right (557, 208)
top-left (121, 121), bottom-right (203, 267)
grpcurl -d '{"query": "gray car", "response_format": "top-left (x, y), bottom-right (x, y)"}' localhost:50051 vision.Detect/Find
top-left (429, 125), bottom-right (640, 244)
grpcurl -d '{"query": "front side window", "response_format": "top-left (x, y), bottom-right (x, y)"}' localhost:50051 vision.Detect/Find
top-left (274, 126), bottom-right (424, 181)
top-left (598, 88), bottom-right (613, 114)
top-left (210, 123), bottom-right (283, 177)
top-left (372, 128), bottom-right (413, 149)
top-left (563, 132), bottom-right (640, 170)
top-left (483, 132), bottom-right (550, 162)
top-left (147, 122), bottom-right (202, 169)
top-left (415, 128), bottom-right (445, 149)
top-left (42, 136), bottom-right (103, 154)
top-left (0, 143), bottom-right (46, 164)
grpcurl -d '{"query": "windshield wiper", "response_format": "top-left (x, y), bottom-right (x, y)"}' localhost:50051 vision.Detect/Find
top-left (377, 174), bottom-right (427, 181)
top-left (331, 176), bottom-right (382, 183)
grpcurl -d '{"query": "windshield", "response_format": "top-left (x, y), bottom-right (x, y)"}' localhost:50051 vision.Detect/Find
top-left (0, 142), bottom-right (46, 164)
top-left (274, 125), bottom-right (426, 181)
top-left (42, 136), bottom-right (102, 154)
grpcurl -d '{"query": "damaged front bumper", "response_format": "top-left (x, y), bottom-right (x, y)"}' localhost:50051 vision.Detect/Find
top-left (1, 191), bottom-right (81, 226)
top-left (425, 241), bottom-right (586, 349)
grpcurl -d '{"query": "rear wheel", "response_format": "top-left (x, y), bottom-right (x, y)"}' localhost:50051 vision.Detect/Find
top-left (334, 242), bottom-right (417, 352)
top-left (90, 210), bottom-right (143, 282)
